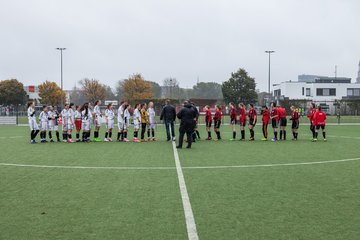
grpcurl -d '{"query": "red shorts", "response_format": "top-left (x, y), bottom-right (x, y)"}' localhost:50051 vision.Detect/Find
top-left (239, 119), bottom-right (246, 126)
top-left (75, 119), bottom-right (82, 131)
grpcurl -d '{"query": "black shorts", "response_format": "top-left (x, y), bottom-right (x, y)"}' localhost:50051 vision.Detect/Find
top-left (292, 121), bottom-right (299, 129)
top-left (215, 120), bottom-right (221, 129)
top-left (248, 119), bottom-right (256, 126)
top-left (316, 125), bottom-right (325, 130)
top-left (230, 119), bottom-right (237, 125)
top-left (272, 119), bottom-right (279, 128)
top-left (280, 118), bottom-right (287, 127)
top-left (206, 121), bottom-right (212, 128)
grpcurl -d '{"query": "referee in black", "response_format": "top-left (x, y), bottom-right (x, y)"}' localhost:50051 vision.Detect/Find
top-left (176, 101), bottom-right (196, 149)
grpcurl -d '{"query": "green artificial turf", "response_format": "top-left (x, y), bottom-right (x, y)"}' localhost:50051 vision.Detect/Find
top-left (0, 124), bottom-right (360, 240)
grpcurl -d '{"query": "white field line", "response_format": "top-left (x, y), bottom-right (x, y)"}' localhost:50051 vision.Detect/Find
top-left (0, 136), bottom-right (24, 139)
top-left (1, 157), bottom-right (360, 171)
top-left (0, 163), bottom-right (174, 170)
top-left (170, 126), bottom-right (199, 240)
top-left (182, 157), bottom-right (360, 169)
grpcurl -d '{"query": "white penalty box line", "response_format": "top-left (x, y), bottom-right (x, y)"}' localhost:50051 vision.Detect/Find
top-left (1, 157), bottom-right (360, 170)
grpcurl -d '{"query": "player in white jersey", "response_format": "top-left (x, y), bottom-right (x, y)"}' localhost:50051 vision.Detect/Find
top-left (61, 103), bottom-right (74, 143)
top-left (147, 101), bottom-right (156, 141)
top-left (132, 104), bottom-right (141, 142)
top-left (74, 105), bottom-right (82, 142)
top-left (104, 103), bottom-right (115, 142)
top-left (81, 103), bottom-right (91, 142)
top-left (117, 101), bottom-right (125, 141)
top-left (93, 100), bottom-right (102, 142)
top-left (27, 101), bottom-right (39, 144)
top-left (88, 102), bottom-right (94, 139)
top-left (39, 105), bottom-right (49, 143)
top-left (48, 106), bottom-right (61, 142)
top-left (69, 103), bottom-right (76, 141)
top-left (122, 104), bottom-right (131, 142)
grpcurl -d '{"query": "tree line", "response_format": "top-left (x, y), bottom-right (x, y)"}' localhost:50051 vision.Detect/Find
top-left (0, 68), bottom-right (259, 106)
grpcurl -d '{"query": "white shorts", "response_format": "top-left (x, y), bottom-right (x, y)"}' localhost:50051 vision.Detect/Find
top-left (28, 119), bottom-right (39, 131)
top-left (51, 125), bottom-right (58, 131)
top-left (63, 123), bottom-right (73, 131)
top-left (40, 121), bottom-right (48, 131)
top-left (106, 120), bottom-right (114, 129)
top-left (118, 122), bottom-right (124, 131)
top-left (48, 122), bottom-right (58, 131)
top-left (149, 123), bottom-right (156, 129)
top-left (82, 121), bottom-right (91, 131)
top-left (133, 120), bottom-right (140, 130)
top-left (95, 117), bottom-right (102, 128)
top-left (123, 122), bottom-right (129, 130)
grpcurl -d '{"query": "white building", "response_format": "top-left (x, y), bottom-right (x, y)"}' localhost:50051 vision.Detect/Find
top-left (273, 74), bottom-right (360, 114)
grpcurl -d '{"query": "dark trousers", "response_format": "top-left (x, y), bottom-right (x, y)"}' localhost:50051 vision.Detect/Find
top-left (165, 121), bottom-right (175, 140)
top-left (178, 130), bottom-right (192, 148)
top-left (141, 123), bottom-right (147, 139)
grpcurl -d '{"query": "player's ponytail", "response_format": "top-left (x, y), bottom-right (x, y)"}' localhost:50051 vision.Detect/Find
top-left (27, 101), bottom-right (33, 108)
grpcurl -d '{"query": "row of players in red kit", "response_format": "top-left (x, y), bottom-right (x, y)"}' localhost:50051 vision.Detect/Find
top-left (307, 102), bottom-right (327, 142)
top-left (202, 102), bottom-right (327, 142)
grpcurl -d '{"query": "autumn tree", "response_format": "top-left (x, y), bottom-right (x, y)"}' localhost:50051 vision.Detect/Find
top-left (79, 78), bottom-right (106, 103)
top-left (38, 80), bottom-right (66, 106)
top-left (121, 74), bottom-right (153, 101)
top-left (222, 68), bottom-right (258, 104)
top-left (0, 79), bottom-right (27, 105)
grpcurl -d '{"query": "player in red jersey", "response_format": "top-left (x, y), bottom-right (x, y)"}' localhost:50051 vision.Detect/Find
top-left (238, 103), bottom-right (246, 140)
top-left (204, 105), bottom-right (213, 140)
top-left (74, 105), bottom-right (82, 142)
top-left (312, 106), bottom-right (327, 142)
top-left (290, 105), bottom-right (299, 140)
top-left (214, 105), bottom-right (222, 140)
top-left (278, 106), bottom-right (287, 140)
top-left (247, 104), bottom-right (257, 141)
top-left (261, 106), bottom-right (270, 140)
top-left (307, 103), bottom-right (316, 140)
top-left (229, 102), bottom-right (237, 140)
top-left (270, 102), bottom-right (279, 141)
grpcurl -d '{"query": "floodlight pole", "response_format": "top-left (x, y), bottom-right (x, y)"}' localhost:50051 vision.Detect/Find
top-left (56, 48), bottom-right (66, 91)
top-left (265, 50), bottom-right (275, 94)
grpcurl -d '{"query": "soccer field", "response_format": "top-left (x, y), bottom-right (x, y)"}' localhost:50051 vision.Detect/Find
top-left (1, 124), bottom-right (360, 240)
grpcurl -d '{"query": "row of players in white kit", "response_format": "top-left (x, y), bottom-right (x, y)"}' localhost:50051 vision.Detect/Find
top-left (27, 100), bottom-right (156, 143)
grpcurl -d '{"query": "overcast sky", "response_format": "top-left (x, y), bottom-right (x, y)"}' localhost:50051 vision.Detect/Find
top-left (1, 0), bottom-right (359, 92)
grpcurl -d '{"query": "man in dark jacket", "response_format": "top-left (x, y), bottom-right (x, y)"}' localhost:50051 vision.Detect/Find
top-left (190, 102), bottom-right (200, 142)
top-left (160, 100), bottom-right (176, 141)
top-left (176, 101), bottom-right (196, 149)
